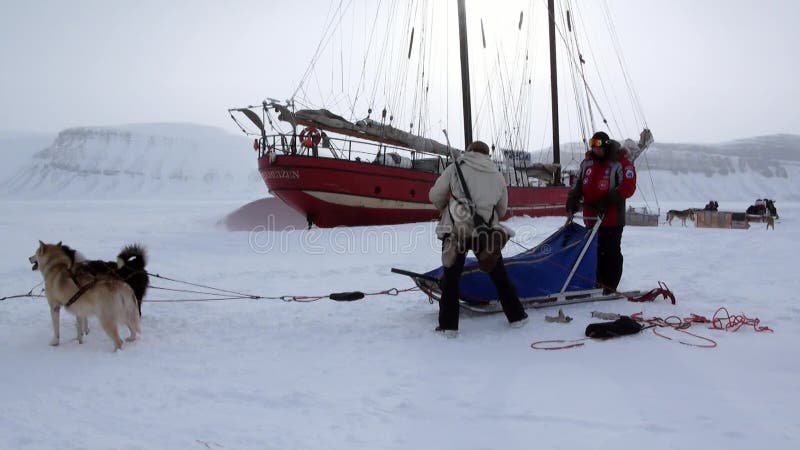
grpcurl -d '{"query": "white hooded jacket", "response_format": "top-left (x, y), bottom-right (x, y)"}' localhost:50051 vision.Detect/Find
top-left (429, 151), bottom-right (509, 240)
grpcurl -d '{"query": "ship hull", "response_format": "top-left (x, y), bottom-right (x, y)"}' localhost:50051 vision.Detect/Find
top-left (259, 154), bottom-right (569, 228)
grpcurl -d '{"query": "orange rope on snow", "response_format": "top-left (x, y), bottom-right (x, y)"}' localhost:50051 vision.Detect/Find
top-left (703, 307), bottom-right (773, 333)
top-left (631, 308), bottom-right (774, 334)
top-left (532, 308), bottom-right (773, 351)
top-left (651, 327), bottom-right (717, 348)
top-left (624, 281), bottom-right (675, 304)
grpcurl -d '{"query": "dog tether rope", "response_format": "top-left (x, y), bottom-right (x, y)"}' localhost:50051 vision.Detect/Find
top-left (147, 272), bottom-right (265, 299)
top-left (143, 271), bottom-right (420, 304)
top-left (2, 273), bottom-right (420, 305)
top-left (0, 282), bottom-right (44, 301)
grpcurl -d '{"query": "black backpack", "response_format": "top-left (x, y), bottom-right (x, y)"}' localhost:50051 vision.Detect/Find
top-left (585, 316), bottom-right (643, 339)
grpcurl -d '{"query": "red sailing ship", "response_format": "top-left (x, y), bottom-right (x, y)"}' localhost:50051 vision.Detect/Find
top-left (229, 1), bottom-right (651, 228)
top-left (234, 103), bottom-right (573, 228)
top-left (258, 152), bottom-right (569, 228)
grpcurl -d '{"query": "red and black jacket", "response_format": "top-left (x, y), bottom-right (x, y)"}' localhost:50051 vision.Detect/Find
top-left (568, 151), bottom-right (636, 226)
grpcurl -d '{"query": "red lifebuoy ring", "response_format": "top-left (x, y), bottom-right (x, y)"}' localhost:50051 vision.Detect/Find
top-left (299, 127), bottom-right (322, 148)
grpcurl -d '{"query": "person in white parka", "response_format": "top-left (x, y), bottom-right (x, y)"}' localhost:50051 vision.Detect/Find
top-left (429, 140), bottom-right (528, 337)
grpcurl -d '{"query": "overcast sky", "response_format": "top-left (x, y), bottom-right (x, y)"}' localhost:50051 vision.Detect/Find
top-left (1, 0), bottom-right (798, 144)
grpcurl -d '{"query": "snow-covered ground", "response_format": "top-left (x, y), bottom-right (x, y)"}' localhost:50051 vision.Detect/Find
top-left (1, 125), bottom-right (798, 448)
top-left (1, 197), bottom-right (798, 449)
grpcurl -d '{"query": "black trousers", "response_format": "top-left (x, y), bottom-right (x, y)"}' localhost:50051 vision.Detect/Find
top-left (438, 252), bottom-right (527, 331)
top-left (597, 226), bottom-right (624, 291)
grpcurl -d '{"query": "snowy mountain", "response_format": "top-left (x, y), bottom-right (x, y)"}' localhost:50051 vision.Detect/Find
top-left (0, 123), bottom-right (264, 200)
top-left (633, 135), bottom-right (800, 204)
top-left (2, 125), bottom-right (798, 204)
top-left (0, 131), bottom-right (56, 182)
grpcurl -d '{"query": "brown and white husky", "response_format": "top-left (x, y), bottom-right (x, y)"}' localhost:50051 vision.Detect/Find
top-left (666, 209), bottom-right (696, 227)
top-left (29, 241), bottom-right (140, 351)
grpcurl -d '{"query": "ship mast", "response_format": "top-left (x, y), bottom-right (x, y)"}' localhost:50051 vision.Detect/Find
top-left (548, 0), bottom-right (562, 185)
top-left (456, 0), bottom-right (473, 148)
top-left (458, 0), bottom-right (563, 184)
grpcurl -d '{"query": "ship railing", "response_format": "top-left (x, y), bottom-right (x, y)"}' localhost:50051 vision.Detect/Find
top-left (257, 133), bottom-right (450, 174)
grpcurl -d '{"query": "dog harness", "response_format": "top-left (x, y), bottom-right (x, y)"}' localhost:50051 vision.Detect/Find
top-left (65, 272), bottom-right (99, 308)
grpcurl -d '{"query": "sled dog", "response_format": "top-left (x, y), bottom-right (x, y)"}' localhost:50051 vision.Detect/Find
top-left (31, 243), bottom-right (149, 316)
top-left (666, 209), bottom-right (696, 227)
top-left (56, 243), bottom-right (149, 316)
top-left (766, 215), bottom-right (775, 230)
top-left (29, 241), bottom-right (141, 350)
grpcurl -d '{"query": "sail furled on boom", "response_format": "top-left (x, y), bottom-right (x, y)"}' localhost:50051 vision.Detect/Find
top-left (236, 109), bottom-right (265, 133)
top-left (270, 103), bottom-right (458, 157)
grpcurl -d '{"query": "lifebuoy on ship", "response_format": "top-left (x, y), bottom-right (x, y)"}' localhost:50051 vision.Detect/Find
top-left (253, 138), bottom-right (260, 151)
top-left (299, 126), bottom-right (322, 148)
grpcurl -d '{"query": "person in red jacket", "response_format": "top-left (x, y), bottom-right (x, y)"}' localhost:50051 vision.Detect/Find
top-left (566, 131), bottom-right (636, 293)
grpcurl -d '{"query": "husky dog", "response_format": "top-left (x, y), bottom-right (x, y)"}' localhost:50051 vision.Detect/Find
top-left (666, 209), bottom-right (696, 227)
top-left (55, 243), bottom-right (149, 316)
top-left (29, 241), bottom-right (141, 350)
top-left (766, 215), bottom-right (775, 230)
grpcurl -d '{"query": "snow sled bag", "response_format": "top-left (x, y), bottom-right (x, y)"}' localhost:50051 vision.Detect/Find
top-left (425, 221), bottom-right (597, 303)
